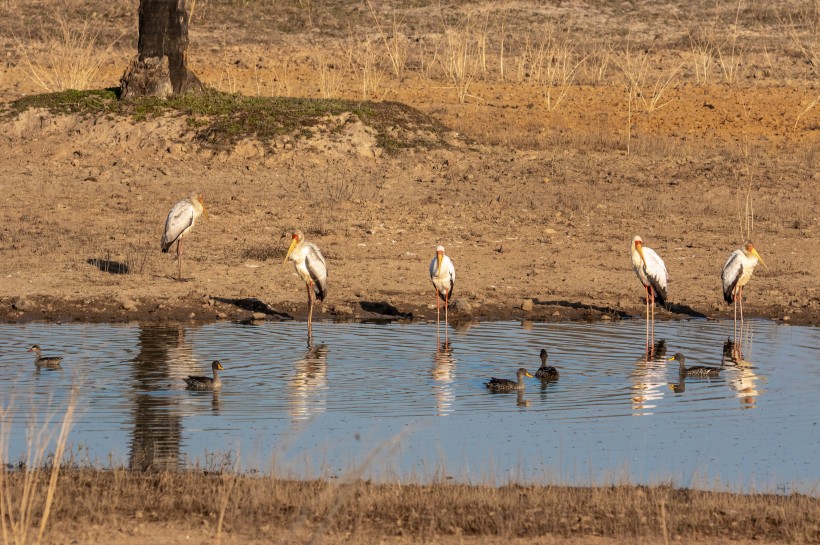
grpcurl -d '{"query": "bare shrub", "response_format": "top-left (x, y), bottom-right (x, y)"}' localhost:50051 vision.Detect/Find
top-left (346, 34), bottom-right (388, 100)
top-left (365, 0), bottom-right (408, 82)
top-left (316, 52), bottom-right (345, 99)
top-left (782, 0), bottom-right (820, 76)
top-left (440, 11), bottom-right (489, 103)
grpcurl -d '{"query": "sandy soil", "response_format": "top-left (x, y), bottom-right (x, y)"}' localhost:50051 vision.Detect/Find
top-left (1, 1), bottom-right (819, 328)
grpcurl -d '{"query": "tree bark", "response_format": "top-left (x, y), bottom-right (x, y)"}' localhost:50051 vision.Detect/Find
top-left (120, 0), bottom-right (202, 99)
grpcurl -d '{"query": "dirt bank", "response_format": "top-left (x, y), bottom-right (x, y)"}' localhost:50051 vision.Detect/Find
top-left (0, 0), bottom-right (818, 327)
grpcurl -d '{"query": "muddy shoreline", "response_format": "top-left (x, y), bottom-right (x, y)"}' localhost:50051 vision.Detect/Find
top-left (2, 294), bottom-right (816, 327)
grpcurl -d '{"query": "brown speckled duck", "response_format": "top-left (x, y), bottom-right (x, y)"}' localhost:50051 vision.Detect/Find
top-left (28, 345), bottom-right (63, 368)
top-left (534, 349), bottom-right (559, 381)
top-left (485, 368), bottom-right (533, 391)
top-left (185, 360), bottom-right (224, 390)
top-left (669, 353), bottom-right (721, 377)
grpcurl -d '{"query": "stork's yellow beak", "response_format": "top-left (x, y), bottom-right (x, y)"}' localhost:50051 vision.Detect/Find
top-left (636, 244), bottom-right (646, 265)
top-left (436, 252), bottom-right (443, 274)
top-left (283, 237), bottom-right (298, 265)
top-left (751, 248), bottom-right (766, 269)
top-left (197, 194), bottom-right (209, 219)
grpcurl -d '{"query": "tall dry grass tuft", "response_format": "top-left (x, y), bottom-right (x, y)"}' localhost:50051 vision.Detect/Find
top-left (512, 28), bottom-right (588, 110)
top-left (440, 11), bottom-right (489, 103)
top-left (315, 52), bottom-right (345, 99)
top-left (365, 0), bottom-right (408, 82)
top-left (716, 0), bottom-right (746, 85)
top-left (732, 137), bottom-right (756, 242)
top-left (16, 7), bottom-right (122, 92)
top-left (688, 27), bottom-right (717, 84)
top-left (0, 385), bottom-right (79, 545)
top-left (611, 42), bottom-right (683, 114)
top-left (794, 92), bottom-right (820, 130)
top-left (782, 0), bottom-right (820, 76)
top-left (345, 34), bottom-right (388, 100)
top-left (611, 40), bottom-right (683, 155)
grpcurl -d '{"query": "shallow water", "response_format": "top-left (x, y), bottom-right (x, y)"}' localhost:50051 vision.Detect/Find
top-left (1, 319), bottom-right (817, 493)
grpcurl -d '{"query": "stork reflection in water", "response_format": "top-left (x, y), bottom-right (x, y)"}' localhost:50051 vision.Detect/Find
top-left (432, 341), bottom-right (456, 416)
top-left (631, 339), bottom-right (667, 415)
top-left (288, 342), bottom-right (329, 422)
top-left (722, 337), bottom-right (763, 410)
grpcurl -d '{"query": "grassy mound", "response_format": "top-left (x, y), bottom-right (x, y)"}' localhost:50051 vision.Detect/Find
top-left (4, 87), bottom-right (452, 152)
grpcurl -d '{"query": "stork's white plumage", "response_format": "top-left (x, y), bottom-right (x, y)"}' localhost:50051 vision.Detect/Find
top-left (161, 192), bottom-right (208, 279)
top-left (721, 241), bottom-right (766, 328)
top-left (631, 236), bottom-right (669, 348)
top-left (284, 229), bottom-right (327, 338)
top-left (429, 245), bottom-right (455, 331)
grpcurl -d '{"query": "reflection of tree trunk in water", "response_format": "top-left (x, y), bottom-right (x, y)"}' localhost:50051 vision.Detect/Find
top-left (129, 325), bottom-right (188, 471)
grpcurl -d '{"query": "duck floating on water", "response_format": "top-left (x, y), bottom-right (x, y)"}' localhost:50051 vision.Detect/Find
top-left (185, 360), bottom-right (224, 389)
top-left (669, 352), bottom-right (721, 377)
top-left (28, 345), bottom-right (63, 368)
top-left (534, 349), bottom-right (559, 381)
top-left (485, 368), bottom-right (533, 392)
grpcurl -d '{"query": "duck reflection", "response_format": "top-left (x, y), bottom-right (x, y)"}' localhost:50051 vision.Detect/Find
top-left (722, 337), bottom-right (763, 410)
top-left (129, 325), bottom-right (199, 471)
top-left (432, 341), bottom-right (456, 416)
top-left (668, 375), bottom-right (686, 394)
top-left (631, 339), bottom-right (668, 415)
top-left (288, 341), bottom-right (329, 422)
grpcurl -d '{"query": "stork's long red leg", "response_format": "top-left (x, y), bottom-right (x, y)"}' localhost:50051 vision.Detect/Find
top-left (444, 289), bottom-right (450, 341)
top-left (306, 283), bottom-right (314, 337)
top-left (650, 286), bottom-right (655, 343)
top-left (644, 285), bottom-right (650, 351)
top-left (444, 290), bottom-right (449, 325)
top-left (177, 238), bottom-right (183, 279)
top-left (739, 285), bottom-right (744, 325)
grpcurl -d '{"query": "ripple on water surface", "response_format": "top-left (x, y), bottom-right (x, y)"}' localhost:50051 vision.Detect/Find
top-left (0, 319), bottom-right (817, 492)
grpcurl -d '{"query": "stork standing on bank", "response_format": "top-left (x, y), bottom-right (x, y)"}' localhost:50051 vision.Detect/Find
top-left (429, 245), bottom-right (455, 335)
top-left (721, 241), bottom-right (766, 333)
top-left (161, 192), bottom-right (208, 280)
top-left (284, 229), bottom-right (327, 338)
top-left (630, 236), bottom-right (669, 348)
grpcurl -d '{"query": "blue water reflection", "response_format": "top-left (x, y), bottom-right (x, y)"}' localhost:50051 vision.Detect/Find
top-left (0, 319), bottom-right (817, 493)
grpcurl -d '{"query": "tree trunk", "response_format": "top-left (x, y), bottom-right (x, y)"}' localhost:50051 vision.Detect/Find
top-left (120, 0), bottom-right (202, 99)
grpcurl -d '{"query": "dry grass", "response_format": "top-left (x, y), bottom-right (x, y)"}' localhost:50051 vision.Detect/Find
top-left (0, 388), bottom-right (78, 545)
top-left (0, 469), bottom-right (814, 543)
top-left (14, 4), bottom-right (122, 92)
top-left (440, 11), bottom-right (489, 104)
top-left (782, 0), bottom-right (820, 75)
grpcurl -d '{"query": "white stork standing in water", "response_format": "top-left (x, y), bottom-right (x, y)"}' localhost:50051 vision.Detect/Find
top-left (630, 236), bottom-right (669, 349)
top-left (284, 229), bottom-right (327, 339)
top-left (721, 241), bottom-right (766, 334)
top-left (161, 192), bottom-right (208, 280)
top-left (429, 245), bottom-right (455, 335)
